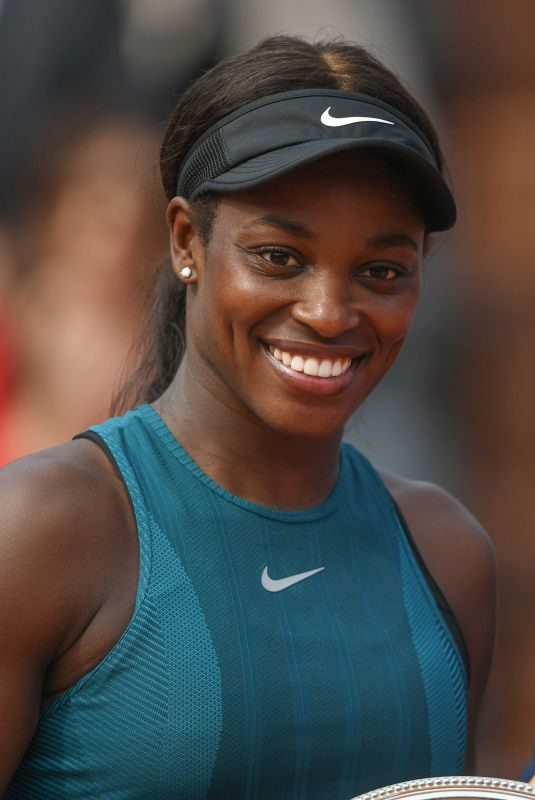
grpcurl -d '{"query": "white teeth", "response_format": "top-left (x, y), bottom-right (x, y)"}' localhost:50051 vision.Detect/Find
top-left (318, 360), bottom-right (332, 378)
top-left (268, 345), bottom-right (355, 378)
top-left (303, 357), bottom-right (319, 376)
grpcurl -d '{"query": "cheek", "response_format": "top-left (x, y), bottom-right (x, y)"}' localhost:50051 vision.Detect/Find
top-left (370, 291), bottom-right (420, 347)
top-left (207, 253), bottom-right (283, 331)
top-left (189, 264), bottom-right (276, 366)
top-left (362, 295), bottom-right (419, 395)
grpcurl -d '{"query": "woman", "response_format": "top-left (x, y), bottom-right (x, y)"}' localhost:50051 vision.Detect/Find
top-left (0, 36), bottom-right (495, 799)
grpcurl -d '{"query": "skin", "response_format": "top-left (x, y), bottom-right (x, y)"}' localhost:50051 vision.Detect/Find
top-left (0, 151), bottom-right (495, 791)
top-left (160, 153), bottom-right (425, 507)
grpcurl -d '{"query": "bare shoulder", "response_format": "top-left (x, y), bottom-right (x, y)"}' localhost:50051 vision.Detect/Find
top-left (0, 438), bottom-right (130, 563)
top-left (378, 467), bottom-right (496, 638)
top-left (1, 437), bottom-right (124, 516)
top-left (379, 468), bottom-right (496, 771)
top-left (0, 438), bottom-right (136, 789)
top-left (0, 438), bottom-right (134, 659)
top-left (380, 467), bottom-right (495, 570)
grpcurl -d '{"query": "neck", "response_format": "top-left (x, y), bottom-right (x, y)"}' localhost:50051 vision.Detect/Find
top-left (154, 360), bottom-right (343, 511)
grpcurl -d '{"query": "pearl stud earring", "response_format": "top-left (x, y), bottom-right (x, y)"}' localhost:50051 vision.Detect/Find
top-left (179, 265), bottom-right (193, 279)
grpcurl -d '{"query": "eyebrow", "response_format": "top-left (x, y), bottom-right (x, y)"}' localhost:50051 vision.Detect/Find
top-left (366, 232), bottom-right (420, 252)
top-left (243, 213), bottom-right (316, 239)
top-left (243, 216), bottom-right (419, 252)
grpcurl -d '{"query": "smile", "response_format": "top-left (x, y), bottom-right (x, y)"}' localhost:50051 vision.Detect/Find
top-left (267, 345), bottom-right (352, 378)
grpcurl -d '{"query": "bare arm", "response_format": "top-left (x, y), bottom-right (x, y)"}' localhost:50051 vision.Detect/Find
top-left (0, 441), bottom-right (136, 793)
top-left (380, 469), bottom-right (496, 775)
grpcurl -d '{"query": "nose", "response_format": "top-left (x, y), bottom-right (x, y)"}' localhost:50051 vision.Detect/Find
top-left (290, 272), bottom-right (360, 339)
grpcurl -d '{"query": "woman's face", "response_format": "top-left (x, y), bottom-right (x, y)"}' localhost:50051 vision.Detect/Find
top-left (174, 150), bottom-right (426, 438)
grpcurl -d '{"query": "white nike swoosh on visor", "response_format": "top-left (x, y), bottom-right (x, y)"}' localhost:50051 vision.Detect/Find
top-left (261, 565), bottom-right (325, 592)
top-left (321, 107), bottom-right (394, 127)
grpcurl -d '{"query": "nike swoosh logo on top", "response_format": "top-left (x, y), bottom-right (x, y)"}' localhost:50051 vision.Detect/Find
top-left (261, 565), bottom-right (325, 592)
top-left (321, 107), bottom-right (394, 127)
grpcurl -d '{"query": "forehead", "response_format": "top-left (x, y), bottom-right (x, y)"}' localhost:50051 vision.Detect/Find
top-left (213, 150), bottom-right (425, 236)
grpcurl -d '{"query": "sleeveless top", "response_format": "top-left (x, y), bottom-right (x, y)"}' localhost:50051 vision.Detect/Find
top-left (6, 405), bottom-right (468, 800)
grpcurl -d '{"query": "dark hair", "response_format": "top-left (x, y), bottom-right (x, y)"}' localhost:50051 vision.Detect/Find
top-left (114, 34), bottom-right (445, 412)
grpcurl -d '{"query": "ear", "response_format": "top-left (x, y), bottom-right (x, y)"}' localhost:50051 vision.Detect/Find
top-left (166, 197), bottom-right (204, 281)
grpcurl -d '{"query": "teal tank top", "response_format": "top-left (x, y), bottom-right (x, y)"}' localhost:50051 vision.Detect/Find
top-left (6, 405), bottom-right (468, 799)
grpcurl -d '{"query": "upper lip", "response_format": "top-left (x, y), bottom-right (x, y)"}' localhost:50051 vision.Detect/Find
top-left (262, 339), bottom-right (368, 360)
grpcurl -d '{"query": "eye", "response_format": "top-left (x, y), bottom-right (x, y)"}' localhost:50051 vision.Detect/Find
top-left (359, 263), bottom-right (403, 281)
top-left (255, 247), bottom-right (301, 268)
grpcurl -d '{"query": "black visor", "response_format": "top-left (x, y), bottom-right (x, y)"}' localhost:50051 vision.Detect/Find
top-left (176, 89), bottom-right (456, 232)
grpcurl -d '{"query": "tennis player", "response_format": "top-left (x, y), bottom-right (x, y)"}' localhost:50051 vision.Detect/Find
top-left (0, 35), bottom-right (495, 799)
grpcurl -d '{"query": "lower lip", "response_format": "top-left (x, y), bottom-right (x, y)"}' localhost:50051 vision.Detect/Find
top-left (262, 346), bottom-right (365, 397)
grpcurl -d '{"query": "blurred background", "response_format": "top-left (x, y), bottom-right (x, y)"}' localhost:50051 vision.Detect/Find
top-left (0, 0), bottom-right (533, 780)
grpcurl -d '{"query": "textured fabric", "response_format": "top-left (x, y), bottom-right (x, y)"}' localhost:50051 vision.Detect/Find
top-left (7, 405), bottom-right (468, 799)
top-left (520, 745), bottom-right (535, 782)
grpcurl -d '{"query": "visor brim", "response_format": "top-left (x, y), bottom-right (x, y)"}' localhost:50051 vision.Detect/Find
top-left (191, 138), bottom-right (456, 232)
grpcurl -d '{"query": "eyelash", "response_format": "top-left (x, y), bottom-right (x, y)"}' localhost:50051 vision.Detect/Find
top-left (244, 245), bottom-right (408, 282)
top-left (252, 246), bottom-right (302, 269)
top-left (359, 264), bottom-right (406, 281)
